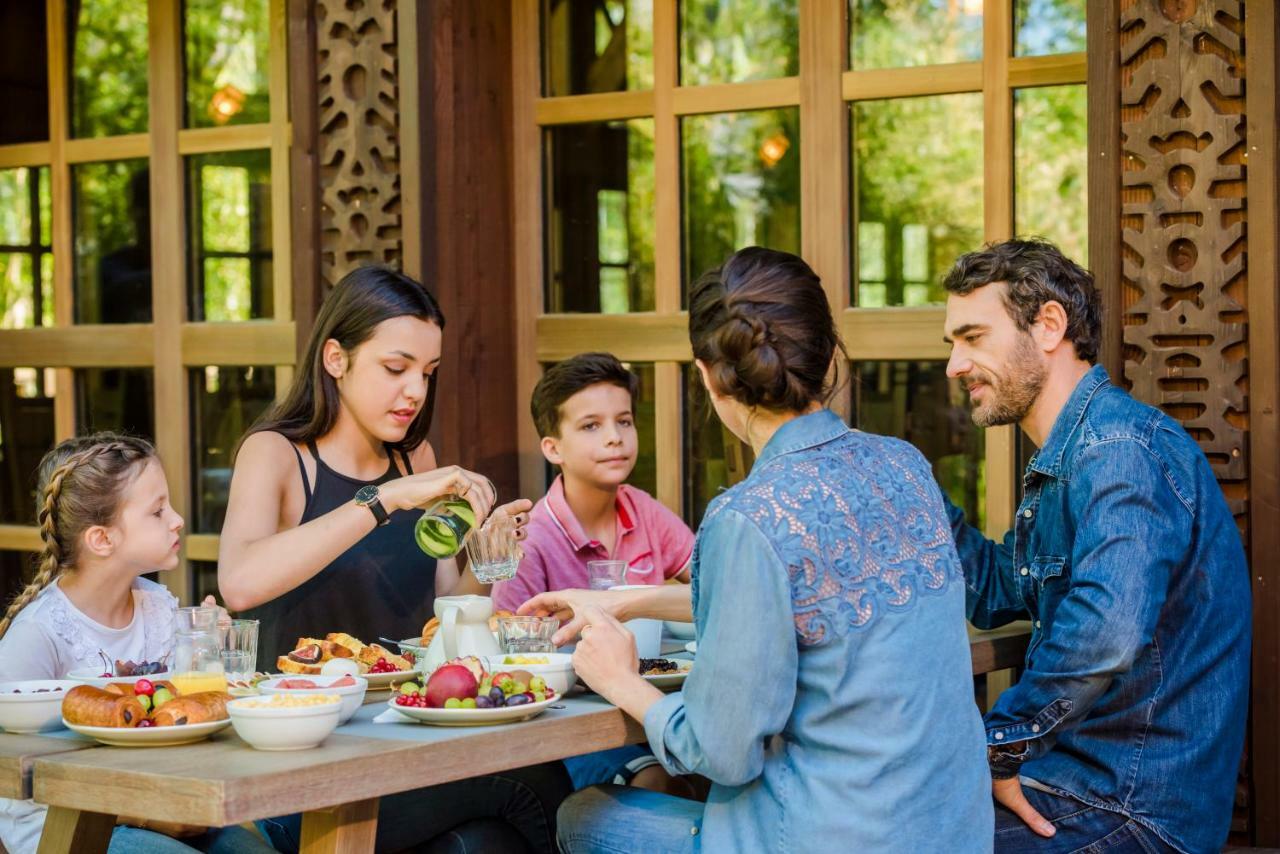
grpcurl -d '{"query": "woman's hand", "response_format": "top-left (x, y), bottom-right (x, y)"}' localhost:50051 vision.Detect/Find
top-left (518, 588), bottom-right (631, 645)
top-left (571, 606), bottom-right (663, 721)
top-left (382, 465), bottom-right (496, 522)
top-left (493, 499), bottom-right (533, 541)
top-left (201, 595), bottom-right (231, 625)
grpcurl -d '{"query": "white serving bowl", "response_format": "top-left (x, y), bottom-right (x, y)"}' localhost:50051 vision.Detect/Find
top-left (257, 675), bottom-right (367, 724)
top-left (663, 620), bottom-right (696, 641)
top-left (0, 680), bottom-right (77, 733)
top-left (227, 695), bottom-right (342, 751)
top-left (66, 669), bottom-right (173, 689)
top-left (482, 653), bottom-right (577, 696)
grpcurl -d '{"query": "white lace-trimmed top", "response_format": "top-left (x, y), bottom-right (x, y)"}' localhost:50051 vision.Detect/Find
top-left (0, 577), bottom-right (176, 854)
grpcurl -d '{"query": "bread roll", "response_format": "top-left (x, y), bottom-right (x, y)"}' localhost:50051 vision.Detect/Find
top-left (151, 692), bottom-right (231, 726)
top-left (63, 685), bottom-right (147, 728)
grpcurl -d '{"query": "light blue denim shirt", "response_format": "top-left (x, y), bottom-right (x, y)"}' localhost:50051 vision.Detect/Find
top-left (949, 365), bottom-right (1251, 853)
top-left (644, 409), bottom-right (993, 852)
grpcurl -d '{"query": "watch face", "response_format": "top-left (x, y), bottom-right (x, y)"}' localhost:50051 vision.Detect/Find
top-left (355, 485), bottom-right (379, 505)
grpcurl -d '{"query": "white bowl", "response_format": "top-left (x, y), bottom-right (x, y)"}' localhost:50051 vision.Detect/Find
top-left (258, 675), bottom-right (368, 723)
top-left (663, 621), bottom-right (696, 641)
top-left (482, 653), bottom-right (577, 696)
top-left (0, 680), bottom-right (77, 733)
top-left (66, 669), bottom-right (173, 689)
top-left (227, 696), bottom-right (342, 751)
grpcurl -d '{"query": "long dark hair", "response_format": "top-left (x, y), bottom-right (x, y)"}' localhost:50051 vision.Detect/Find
top-left (250, 265), bottom-right (446, 451)
top-left (689, 246), bottom-right (845, 412)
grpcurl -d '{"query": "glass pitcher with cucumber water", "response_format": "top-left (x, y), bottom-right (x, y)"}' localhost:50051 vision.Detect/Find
top-left (413, 496), bottom-right (477, 558)
top-left (415, 497), bottom-right (521, 583)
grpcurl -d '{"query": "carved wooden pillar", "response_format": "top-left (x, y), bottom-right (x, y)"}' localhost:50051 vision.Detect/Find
top-left (1093, 0), bottom-right (1280, 844)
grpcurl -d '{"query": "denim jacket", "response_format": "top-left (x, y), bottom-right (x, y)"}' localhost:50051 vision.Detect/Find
top-left (645, 409), bottom-right (992, 852)
top-left (950, 365), bottom-right (1250, 853)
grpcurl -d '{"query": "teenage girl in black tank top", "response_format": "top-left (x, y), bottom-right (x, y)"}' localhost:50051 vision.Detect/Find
top-left (217, 267), bottom-right (567, 853)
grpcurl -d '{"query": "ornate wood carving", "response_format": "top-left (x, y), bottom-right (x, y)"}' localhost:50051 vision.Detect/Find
top-left (316, 0), bottom-right (402, 287)
top-left (1119, 0), bottom-right (1248, 521)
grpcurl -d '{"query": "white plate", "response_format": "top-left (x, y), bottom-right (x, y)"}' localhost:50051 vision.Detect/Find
top-left (62, 718), bottom-right (231, 747)
top-left (362, 669), bottom-right (416, 690)
top-left (684, 641), bottom-right (697, 655)
top-left (386, 694), bottom-right (558, 727)
top-left (67, 670), bottom-right (174, 689)
top-left (641, 659), bottom-right (692, 689)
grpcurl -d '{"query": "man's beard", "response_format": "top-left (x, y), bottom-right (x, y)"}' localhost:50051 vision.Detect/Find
top-left (968, 334), bottom-right (1047, 428)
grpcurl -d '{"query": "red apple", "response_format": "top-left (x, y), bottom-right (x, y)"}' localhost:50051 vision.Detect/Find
top-left (424, 664), bottom-right (479, 708)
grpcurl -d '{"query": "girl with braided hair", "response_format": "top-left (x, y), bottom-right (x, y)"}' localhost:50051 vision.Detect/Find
top-left (0, 433), bottom-right (274, 854)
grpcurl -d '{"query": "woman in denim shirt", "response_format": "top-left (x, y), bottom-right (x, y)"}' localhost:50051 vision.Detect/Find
top-left (551, 248), bottom-right (993, 853)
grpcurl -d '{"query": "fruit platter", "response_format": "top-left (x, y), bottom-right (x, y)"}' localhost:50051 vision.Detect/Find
top-left (67, 652), bottom-right (172, 688)
top-left (61, 678), bottom-right (233, 746)
top-left (388, 656), bottom-right (560, 727)
top-left (278, 632), bottom-right (414, 688)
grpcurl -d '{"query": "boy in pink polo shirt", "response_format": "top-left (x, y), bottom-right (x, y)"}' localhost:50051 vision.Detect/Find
top-left (492, 353), bottom-right (698, 796)
top-left (492, 353), bottom-right (693, 614)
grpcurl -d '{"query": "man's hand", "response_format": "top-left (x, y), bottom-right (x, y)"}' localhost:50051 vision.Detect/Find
top-left (518, 589), bottom-right (629, 645)
top-left (993, 777), bottom-right (1056, 838)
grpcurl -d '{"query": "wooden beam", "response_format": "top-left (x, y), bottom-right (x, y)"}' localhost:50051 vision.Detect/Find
top-left (511, 0), bottom-right (544, 499)
top-left (176, 124), bottom-right (273, 155)
top-left (1087, 0), bottom-right (1123, 383)
top-left (1009, 52), bottom-right (1087, 88)
top-left (0, 142), bottom-right (52, 169)
top-left (536, 314), bottom-right (691, 362)
top-left (0, 526), bottom-right (42, 551)
top-left (268, 0), bottom-right (294, 397)
top-left (670, 77), bottom-right (800, 116)
top-left (843, 63), bottom-right (983, 101)
top-left (535, 90), bottom-right (655, 125)
top-left (184, 533), bottom-right (220, 562)
top-left (287, 0), bottom-right (321, 362)
top-left (0, 326), bottom-right (153, 367)
top-left (46, 0), bottom-right (74, 441)
top-left (842, 307), bottom-right (950, 360)
top-left (148, 0), bottom-right (192, 604)
top-left (397, 0), bottom-right (421, 280)
top-left (180, 322), bottom-right (297, 366)
top-left (62, 134), bottom-right (149, 164)
top-left (1245, 1), bottom-right (1280, 842)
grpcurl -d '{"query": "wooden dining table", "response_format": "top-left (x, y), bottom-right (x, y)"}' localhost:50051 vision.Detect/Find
top-left (28, 626), bottom-right (1030, 854)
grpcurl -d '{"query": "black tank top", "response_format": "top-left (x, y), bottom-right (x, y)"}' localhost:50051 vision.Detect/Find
top-left (245, 440), bottom-right (437, 666)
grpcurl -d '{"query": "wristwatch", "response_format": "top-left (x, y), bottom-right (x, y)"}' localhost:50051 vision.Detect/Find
top-left (354, 484), bottom-right (390, 527)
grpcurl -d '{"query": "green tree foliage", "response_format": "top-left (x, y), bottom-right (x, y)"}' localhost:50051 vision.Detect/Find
top-left (71, 1), bottom-right (149, 138)
top-left (680, 0), bottom-right (799, 86)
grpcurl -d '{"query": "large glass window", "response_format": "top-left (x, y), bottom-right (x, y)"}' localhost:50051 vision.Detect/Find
top-left (186, 150), bottom-right (274, 321)
top-left (75, 369), bottom-right (155, 438)
top-left (682, 108), bottom-right (801, 296)
top-left (1015, 0), bottom-right (1086, 57)
top-left (543, 0), bottom-right (654, 96)
top-left (72, 159), bottom-right (153, 324)
top-left (546, 121), bottom-right (655, 313)
top-left (0, 369), bottom-right (56, 524)
top-left (680, 0), bottom-right (799, 86)
top-left (184, 0), bottom-right (271, 128)
top-left (1016, 85), bottom-right (1087, 261)
top-left (69, 0), bottom-right (150, 138)
top-left (191, 366), bottom-right (276, 533)
top-left (852, 94), bottom-right (983, 307)
top-left (850, 0), bottom-right (983, 69)
top-left (0, 167), bottom-right (53, 330)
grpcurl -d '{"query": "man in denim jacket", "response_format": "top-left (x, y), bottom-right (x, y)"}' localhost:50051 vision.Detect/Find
top-left (941, 239), bottom-right (1250, 853)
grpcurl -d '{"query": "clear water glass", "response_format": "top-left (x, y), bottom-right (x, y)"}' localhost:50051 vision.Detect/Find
top-left (497, 615), bottom-right (559, 654)
top-left (219, 618), bottom-right (259, 680)
top-left (587, 560), bottom-right (628, 590)
top-left (465, 510), bottom-right (522, 583)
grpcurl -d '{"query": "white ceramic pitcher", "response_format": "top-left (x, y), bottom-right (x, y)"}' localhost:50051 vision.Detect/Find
top-left (419, 595), bottom-right (501, 673)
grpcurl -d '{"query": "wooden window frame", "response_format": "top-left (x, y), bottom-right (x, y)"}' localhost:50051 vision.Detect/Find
top-left (0, 0), bottom-right (294, 600)
top-left (512, 0), bottom-right (1086, 541)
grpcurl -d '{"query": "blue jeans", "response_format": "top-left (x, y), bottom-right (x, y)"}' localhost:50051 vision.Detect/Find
top-left (259, 762), bottom-right (570, 854)
top-left (109, 824), bottom-right (276, 853)
top-left (995, 787), bottom-right (1175, 853)
top-left (557, 785), bottom-right (703, 854)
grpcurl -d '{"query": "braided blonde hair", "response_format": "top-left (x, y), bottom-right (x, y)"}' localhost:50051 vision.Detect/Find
top-left (0, 433), bottom-right (155, 640)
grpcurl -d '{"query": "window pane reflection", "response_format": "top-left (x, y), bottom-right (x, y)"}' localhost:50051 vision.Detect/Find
top-left (191, 366), bottom-right (276, 533)
top-left (0, 368), bottom-right (56, 524)
top-left (851, 361), bottom-right (984, 530)
top-left (184, 0), bottom-right (271, 128)
top-left (73, 159), bottom-right (152, 324)
top-left (682, 108), bottom-right (800, 299)
top-left (76, 369), bottom-right (155, 439)
top-left (70, 1), bottom-right (149, 138)
top-left (1015, 0), bottom-right (1086, 57)
top-left (683, 363), bottom-right (753, 528)
top-left (850, 0), bottom-right (982, 70)
top-left (543, 0), bottom-right (653, 96)
top-left (187, 150), bottom-right (273, 321)
top-left (680, 0), bottom-right (799, 86)
top-left (852, 94), bottom-right (982, 306)
top-left (1015, 85), bottom-right (1087, 262)
top-left (546, 121), bottom-right (655, 313)
top-left (0, 167), bottom-right (54, 330)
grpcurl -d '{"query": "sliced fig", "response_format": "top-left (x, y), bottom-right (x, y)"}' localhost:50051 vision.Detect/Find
top-left (288, 643), bottom-right (322, 664)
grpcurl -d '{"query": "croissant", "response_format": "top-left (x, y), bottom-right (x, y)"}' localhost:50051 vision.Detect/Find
top-left (62, 685), bottom-right (147, 728)
top-left (420, 617), bottom-right (439, 647)
top-left (150, 692), bottom-right (231, 726)
top-left (104, 680), bottom-right (176, 698)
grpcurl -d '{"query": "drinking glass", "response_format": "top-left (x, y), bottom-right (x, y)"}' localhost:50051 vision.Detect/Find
top-left (219, 618), bottom-right (259, 681)
top-left (587, 560), bottom-right (628, 590)
top-left (173, 606), bottom-right (226, 694)
top-left (497, 615), bottom-right (559, 654)
top-left (465, 510), bottom-right (522, 583)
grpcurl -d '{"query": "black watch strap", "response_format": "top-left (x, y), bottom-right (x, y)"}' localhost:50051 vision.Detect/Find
top-left (355, 485), bottom-right (390, 527)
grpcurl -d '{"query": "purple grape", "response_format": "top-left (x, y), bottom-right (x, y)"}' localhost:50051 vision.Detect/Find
top-left (505, 693), bottom-right (531, 707)
top-left (489, 686), bottom-right (504, 704)
top-left (475, 695), bottom-right (494, 709)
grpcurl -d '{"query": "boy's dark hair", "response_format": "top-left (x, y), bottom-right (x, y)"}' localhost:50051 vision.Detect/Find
top-left (942, 238), bottom-right (1101, 364)
top-left (532, 353), bottom-right (639, 438)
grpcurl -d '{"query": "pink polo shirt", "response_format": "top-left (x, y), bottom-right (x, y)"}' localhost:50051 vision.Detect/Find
top-left (491, 476), bottom-right (695, 613)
